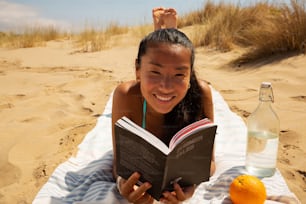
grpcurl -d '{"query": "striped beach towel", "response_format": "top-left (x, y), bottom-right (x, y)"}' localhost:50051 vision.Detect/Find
top-left (33, 87), bottom-right (300, 204)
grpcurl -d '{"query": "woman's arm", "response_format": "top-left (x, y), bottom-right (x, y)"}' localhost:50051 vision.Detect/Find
top-left (198, 80), bottom-right (214, 122)
top-left (111, 83), bottom-right (132, 179)
top-left (198, 80), bottom-right (215, 175)
top-left (112, 82), bottom-right (154, 203)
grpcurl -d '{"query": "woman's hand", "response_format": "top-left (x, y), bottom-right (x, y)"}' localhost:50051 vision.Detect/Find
top-left (159, 183), bottom-right (196, 204)
top-left (117, 172), bottom-right (154, 204)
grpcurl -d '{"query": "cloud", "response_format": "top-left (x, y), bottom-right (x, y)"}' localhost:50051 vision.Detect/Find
top-left (0, 0), bottom-right (69, 31)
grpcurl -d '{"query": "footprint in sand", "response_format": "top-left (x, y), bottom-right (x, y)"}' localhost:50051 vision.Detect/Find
top-left (33, 162), bottom-right (47, 179)
top-left (280, 129), bottom-right (299, 146)
top-left (246, 88), bottom-right (257, 92)
top-left (0, 142), bottom-right (21, 187)
top-left (0, 162), bottom-right (21, 188)
top-left (20, 117), bottom-right (42, 123)
top-left (291, 95), bottom-right (306, 102)
top-left (220, 89), bottom-right (236, 94)
top-left (33, 162), bottom-right (49, 187)
top-left (0, 103), bottom-right (14, 110)
top-left (59, 134), bottom-right (76, 146)
top-left (220, 88), bottom-right (257, 94)
top-left (81, 106), bottom-right (94, 114)
top-left (230, 105), bottom-right (251, 118)
top-left (15, 94), bottom-right (26, 98)
top-left (73, 93), bottom-right (95, 115)
top-left (75, 94), bottom-right (85, 100)
top-left (296, 170), bottom-right (306, 181)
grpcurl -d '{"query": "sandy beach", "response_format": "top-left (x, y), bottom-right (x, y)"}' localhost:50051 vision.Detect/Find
top-left (0, 29), bottom-right (305, 203)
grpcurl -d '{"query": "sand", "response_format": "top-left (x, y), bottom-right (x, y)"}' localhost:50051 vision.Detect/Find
top-left (0, 30), bottom-right (305, 203)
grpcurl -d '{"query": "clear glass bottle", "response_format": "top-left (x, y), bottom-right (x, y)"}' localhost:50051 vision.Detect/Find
top-left (245, 82), bottom-right (280, 177)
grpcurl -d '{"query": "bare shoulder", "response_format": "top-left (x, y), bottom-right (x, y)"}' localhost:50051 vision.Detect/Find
top-left (198, 79), bottom-right (214, 121)
top-left (114, 80), bottom-right (134, 94)
top-left (198, 79), bottom-right (212, 96)
top-left (112, 80), bottom-right (142, 121)
top-left (113, 80), bottom-right (139, 99)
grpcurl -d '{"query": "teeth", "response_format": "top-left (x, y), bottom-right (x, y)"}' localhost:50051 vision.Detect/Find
top-left (155, 95), bottom-right (172, 101)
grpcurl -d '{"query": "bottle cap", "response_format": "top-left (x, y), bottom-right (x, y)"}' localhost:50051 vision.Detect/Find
top-left (260, 82), bottom-right (274, 102)
top-left (261, 82), bottom-right (272, 88)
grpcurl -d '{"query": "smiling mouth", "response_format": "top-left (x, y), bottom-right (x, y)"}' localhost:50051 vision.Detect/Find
top-left (154, 94), bottom-right (174, 102)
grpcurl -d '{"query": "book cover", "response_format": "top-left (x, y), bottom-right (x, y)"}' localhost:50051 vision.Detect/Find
top-left (115, 116), bottom-right (217, 200)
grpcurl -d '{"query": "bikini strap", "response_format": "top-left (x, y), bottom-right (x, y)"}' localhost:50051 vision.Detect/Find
top-left (142, 99), bottom-right (147, 129)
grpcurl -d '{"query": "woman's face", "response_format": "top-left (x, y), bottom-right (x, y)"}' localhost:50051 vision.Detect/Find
top-left (137, 42), bottom-right (191, 114)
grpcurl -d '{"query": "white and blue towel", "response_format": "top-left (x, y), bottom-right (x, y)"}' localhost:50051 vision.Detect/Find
top-left (33, 87), bottom-right (300, 204)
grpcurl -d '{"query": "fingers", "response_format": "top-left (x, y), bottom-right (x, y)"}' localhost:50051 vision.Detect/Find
top-left (177, 183), bottom-right (196, 201)
top-left (120, 172), bottom-right (139, 196)
top-left (128, 182), bottom-right (152, 202)
top-left (160, 183), bottom-right (196, 204)
top-left (183, 184), bottom-right (196, 196)
top-left (119, 172), bottom-right (153, 203)
top-left (134, 192), bottom-right (154, 204)
top-left (161, 183), bottom-right (186, 203)
top-left (161, 191), bottom-right (178, 204)
top-left (173, 182), bottom-right (186, 201)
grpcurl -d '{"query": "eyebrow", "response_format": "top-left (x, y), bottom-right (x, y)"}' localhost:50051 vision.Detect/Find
top-left (149, 61), bottom-right (162, 67)
top-left (149, 61), bottom-right (189, 71)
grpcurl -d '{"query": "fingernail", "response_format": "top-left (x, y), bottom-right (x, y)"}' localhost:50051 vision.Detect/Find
top-left (133, 172), bottom-right (140, 177)
top-left (174, 182), bottom-right (180, 189)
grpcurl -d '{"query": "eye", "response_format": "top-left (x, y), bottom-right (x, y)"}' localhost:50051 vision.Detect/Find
top-left (150, 70), bottom-right (161, 75)
top-left (175, 73), bottom-right (186, 79)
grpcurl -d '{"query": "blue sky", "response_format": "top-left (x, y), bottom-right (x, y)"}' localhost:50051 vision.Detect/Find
top-left (0, 0), bottom-right (205, 31)
top-left (0, 0), bottom-right (290, 32)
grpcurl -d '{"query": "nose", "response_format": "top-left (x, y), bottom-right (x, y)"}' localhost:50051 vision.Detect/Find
top-left (159, 75), bottom-right (173, 91)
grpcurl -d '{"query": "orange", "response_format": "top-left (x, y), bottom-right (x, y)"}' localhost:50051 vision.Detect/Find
top-left (229, 174), bottom-right (267, 204)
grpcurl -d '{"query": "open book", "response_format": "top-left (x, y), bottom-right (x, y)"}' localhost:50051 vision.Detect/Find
top-left (114, 116), bottom-right (217, 200)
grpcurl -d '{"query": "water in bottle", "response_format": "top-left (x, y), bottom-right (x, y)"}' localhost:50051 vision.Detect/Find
top-left (246, 82), bottom-right (280, 177)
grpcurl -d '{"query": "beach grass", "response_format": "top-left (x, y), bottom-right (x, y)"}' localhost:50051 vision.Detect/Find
top-left (0, 25), bottom-right (63, 48)
top-left (179, 0), bottom-right (306, 63)
top-left (75, 22), bottom-right (129, 52)
top-left (0, 0), bottom-right (305, 61)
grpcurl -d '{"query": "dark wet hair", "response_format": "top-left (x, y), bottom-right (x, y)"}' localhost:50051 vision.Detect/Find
top-left (136, 28), bottom-right (195, 69)
top-left (136, 29), bottom-right (205, 145)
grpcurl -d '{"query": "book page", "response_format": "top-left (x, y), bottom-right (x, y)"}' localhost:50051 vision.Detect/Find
top-left (169, 118), bottom-right (214, 150)
top-left (117, 116), bottom-right (170, 154)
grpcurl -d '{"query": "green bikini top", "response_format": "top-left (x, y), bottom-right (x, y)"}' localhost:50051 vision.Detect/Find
top-left (142, 99), bottom-right (147, 129)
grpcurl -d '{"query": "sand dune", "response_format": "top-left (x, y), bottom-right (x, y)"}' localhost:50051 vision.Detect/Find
top-left (0, 32), bottom-right (305, 203)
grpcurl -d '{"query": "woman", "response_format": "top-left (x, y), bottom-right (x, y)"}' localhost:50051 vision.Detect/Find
top-left (112, 28), bottom-right (214, 204)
